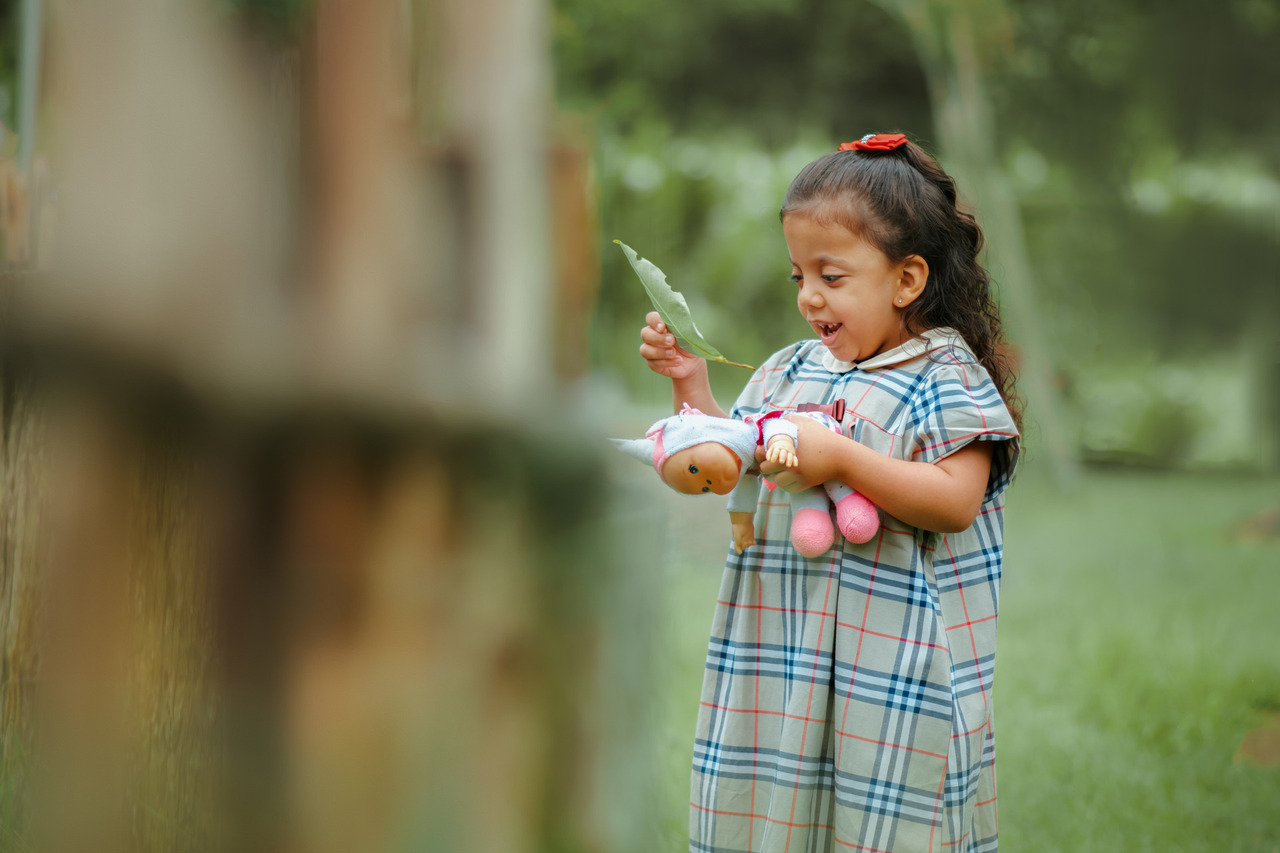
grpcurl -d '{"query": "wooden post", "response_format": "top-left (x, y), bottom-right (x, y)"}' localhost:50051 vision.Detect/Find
top-left (0, 1), bottom-right (620, 851)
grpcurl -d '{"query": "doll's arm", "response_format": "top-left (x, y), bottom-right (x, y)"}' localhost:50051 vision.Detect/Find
top-left (729, 512), bottom-right (756, 554)
top-left (761, 417), bottom-right (800, 468)
top-left (725, 471), bottom-right (760, 552)
top-left (765, 435), bottom-right (797, 467)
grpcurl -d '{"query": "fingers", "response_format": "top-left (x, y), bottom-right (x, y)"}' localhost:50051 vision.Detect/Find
top-left (639, 314), bottom-right (699, 376)
top-left (759, 462), bottom-right (802, 493)
top-left (764, 442), bottom-right (798, 468)
top-left (640, 317), bottom-right (677, 352)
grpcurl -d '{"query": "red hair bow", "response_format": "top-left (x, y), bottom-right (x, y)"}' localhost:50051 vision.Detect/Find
top-left (838, 133), bottom-right (908, 152)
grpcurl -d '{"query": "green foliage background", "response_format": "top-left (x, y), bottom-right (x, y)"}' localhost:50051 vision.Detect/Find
top-left (556, 0), bottom-right (1280, 468)
top-left (569, 4), bottom-right (1280, 848)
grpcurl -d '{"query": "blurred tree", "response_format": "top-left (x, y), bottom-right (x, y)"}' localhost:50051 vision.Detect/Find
top-left (212, 0), bottom-right (313, 41)
top-left (556, 0), bottom-right (1280, 465)
top-left (0, 2), bottom-right (16, 130)
top-left (2, 3), bottom-right (621, 853)
top-left (870, 0), bottom-right (1075, 476)
top-left (993, 0), bottom-right (1280, 353)
top-left (554, 0), bottom-right (934, 147)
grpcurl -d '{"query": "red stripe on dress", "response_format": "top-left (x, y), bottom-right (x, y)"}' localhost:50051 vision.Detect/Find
top-left (784, 549), bottom-right (840, 852)
top-left (698, 702), bottom-right (951, 761)
top-left (927, 756), bottom-right (950, 851)
top-left (944, 614), bottom-right (997, 632)
top-left (834, 532), bottom-right (883, 771)
top-left (690, 801), bottom-right (835, 832)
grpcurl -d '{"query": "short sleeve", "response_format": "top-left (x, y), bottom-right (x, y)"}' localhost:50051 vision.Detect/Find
top-left (906, 358), bottom-right (1020, 501)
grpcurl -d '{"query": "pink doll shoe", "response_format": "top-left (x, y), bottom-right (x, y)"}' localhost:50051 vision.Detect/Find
top-left (835, 493), bottom-right (879, 544)
top-left (790, 508), bottom-right (835, 558)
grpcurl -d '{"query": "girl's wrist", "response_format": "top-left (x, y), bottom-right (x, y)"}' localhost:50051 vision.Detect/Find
top-left (674, 358), bottom-right (709, 388)
top-left (671, 361), bottom-right (725, 415)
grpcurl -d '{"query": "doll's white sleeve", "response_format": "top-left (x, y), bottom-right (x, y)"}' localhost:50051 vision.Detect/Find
top-left (761, 417), bottom-right (799, 447)
top-left (726, 471), bottom-right (760, 514)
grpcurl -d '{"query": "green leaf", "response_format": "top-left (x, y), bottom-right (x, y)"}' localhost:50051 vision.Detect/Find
top-left (614, 241), bottom-right (753, 370)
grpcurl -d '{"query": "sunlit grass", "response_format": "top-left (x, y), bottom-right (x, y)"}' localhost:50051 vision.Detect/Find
top-left (644, 465), bottom-right (1280, 850)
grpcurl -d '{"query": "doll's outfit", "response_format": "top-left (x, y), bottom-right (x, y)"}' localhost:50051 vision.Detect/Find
top-left (622, 406), bottom-right (878, 556)
top-left (691, 327), bottom-right (1019, 853)
top-left (728, 410), bottom-right (879, 554)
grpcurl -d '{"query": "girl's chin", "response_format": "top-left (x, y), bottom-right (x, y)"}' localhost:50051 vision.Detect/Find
top-left (820, 340), bottom-right (857, 362)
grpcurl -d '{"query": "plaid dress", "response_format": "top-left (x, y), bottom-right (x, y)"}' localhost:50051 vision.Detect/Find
top-left (691, 328), bottom-right (1019, 853)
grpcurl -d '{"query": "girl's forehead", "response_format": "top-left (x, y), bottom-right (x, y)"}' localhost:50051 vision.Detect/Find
top-left (783, 212), bottom-right (873, 251)
top-left (783, 202), bottom-right (872, 239)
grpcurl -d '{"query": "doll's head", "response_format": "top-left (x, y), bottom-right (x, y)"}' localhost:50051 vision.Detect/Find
top-left (661, 442), bottom-right (741, 495)
top-left (612, 404), bottom-right (758, 496)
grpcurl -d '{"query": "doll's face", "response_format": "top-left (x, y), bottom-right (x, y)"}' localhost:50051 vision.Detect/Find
top-left (662, 442), bottom-right (741, 495)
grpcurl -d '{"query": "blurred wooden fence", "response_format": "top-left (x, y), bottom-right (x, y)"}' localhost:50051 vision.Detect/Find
top-left (0, 1), bottom-right (614, 851)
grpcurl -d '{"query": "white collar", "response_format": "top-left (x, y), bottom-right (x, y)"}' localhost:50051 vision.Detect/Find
top-left (818, 327), bottom-right (969, 374)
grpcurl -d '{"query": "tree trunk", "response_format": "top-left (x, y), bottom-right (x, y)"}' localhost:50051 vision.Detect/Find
top-left (0, 1), bottom-right (616, 852)
top-left (875, 0), bottom-right (1078, 481)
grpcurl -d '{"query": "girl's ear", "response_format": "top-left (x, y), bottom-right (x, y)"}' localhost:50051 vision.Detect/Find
top-left (895, 255), bottom-right (929, 307)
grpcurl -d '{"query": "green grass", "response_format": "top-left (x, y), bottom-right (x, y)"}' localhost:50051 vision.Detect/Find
top-left (0, 730), bottom-right (32, 851)
top-left (635, 464), bottom-right (1280, 851)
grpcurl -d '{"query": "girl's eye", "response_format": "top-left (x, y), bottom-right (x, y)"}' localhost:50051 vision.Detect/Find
top-left (821, 274), bottom-right (841, 283)
top-left (689, 465), bottom-right (699, 474)
top-left (788, 274), bottom-right (802, 286)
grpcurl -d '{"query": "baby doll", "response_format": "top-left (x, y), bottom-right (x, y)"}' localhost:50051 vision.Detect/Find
top-left (614, 404), bottom-right (879, 557)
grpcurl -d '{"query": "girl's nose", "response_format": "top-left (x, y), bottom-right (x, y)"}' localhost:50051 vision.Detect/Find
top-left (798, 281), bottom-right (824, 308)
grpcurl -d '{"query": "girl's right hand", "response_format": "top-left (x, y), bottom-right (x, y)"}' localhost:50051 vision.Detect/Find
top-left (639, 312), bottom-right (705, 380)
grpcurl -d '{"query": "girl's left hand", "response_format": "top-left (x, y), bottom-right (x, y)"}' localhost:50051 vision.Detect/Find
top-left (758, 415), bottom-right (845, 491)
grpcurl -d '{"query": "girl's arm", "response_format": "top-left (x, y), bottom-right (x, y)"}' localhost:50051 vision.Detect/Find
top-left (639, 312), bottom-right (728, 416)
top-left (760, 415), bottom-right (995, 534)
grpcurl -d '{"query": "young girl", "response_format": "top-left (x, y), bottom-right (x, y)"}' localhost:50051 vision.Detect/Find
top-left (638, 133), bottom-right (1021, 853)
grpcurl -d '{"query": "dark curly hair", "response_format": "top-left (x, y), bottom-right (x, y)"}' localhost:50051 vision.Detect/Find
top-left (780, 140), bottom-right (1023, 433)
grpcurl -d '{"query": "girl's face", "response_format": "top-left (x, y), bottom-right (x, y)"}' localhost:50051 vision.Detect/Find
top-left (783, 213), bottom-right (925, 363)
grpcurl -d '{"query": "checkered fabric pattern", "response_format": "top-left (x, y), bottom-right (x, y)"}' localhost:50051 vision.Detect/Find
top-left (691, 330), bottom-right (1019, 853)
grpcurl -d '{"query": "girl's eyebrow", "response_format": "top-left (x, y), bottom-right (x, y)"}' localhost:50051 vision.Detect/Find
top-left (793, 253), bottom-right (849, 267)
top-left (790, 254), bottom-right (852, 268)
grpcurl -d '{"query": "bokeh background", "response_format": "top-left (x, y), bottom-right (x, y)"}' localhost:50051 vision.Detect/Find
top-left (560, 0), bottom-right (1280, 473)
top-left (554, 1), bottom-right (1280, 848)
top-left (0, 0), bottom-right (1277, 850)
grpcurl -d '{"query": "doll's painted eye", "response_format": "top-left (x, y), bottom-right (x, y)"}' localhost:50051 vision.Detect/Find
top-left (689, 465), bottom-right (699, 474)
top-left (702, 486), bottom-right (710, 493)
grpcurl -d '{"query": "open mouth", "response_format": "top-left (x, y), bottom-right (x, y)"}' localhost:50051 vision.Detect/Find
top-left (815, 322), bottom-right (842, 341)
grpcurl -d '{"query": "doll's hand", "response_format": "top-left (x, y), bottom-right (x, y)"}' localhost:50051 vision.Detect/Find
top-left (759, 415), bottom-right (844, 492)
top-left (765, 436), bottom-right (798, 468)
top-left (639, 312), bottom-right (705, 380)
top-left (729, 512), bottom-right (757, 554)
